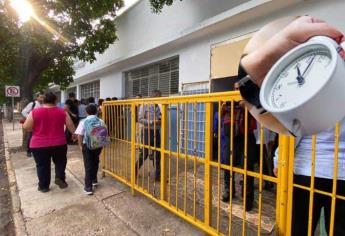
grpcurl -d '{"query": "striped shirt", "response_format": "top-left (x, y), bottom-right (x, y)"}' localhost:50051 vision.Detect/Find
top-left (138, 104), bottom-right (161, 129)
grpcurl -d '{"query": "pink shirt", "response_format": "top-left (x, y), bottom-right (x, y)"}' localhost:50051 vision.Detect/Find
top-left (30, 107), bottom-right (67, 148)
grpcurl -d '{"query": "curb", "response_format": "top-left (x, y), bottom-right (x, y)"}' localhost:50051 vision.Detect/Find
top-left (3, 121), bottom-right (28, 236)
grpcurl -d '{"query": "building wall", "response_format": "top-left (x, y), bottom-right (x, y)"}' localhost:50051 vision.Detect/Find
top-left (74, 0), bottom-right (249, 79)
top-left (67, 0), bottom-right (345, 100)
top-left (100, 71), bottom-right (123, 99)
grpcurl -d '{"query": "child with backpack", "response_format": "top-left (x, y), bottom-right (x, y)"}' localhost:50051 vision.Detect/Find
top-left (75, 104), bottom-right (109, 195)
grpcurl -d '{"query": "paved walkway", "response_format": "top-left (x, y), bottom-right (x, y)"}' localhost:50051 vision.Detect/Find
top-left (3, 120), bottom-right (203, 236)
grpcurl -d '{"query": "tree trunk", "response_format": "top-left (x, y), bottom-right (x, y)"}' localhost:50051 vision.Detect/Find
top-left (21, 80), bottom-right (34, 103)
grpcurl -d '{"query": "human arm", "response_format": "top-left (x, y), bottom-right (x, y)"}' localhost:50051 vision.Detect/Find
top-left (21, 102), bottom-right (33, 118)
top-left (213, 112), bottom-right (219, 137)
top-left (74, 120), bottom-right (85, 151)
top-left (77, 135), bottom-right (83, 151)
top-left (23, 113), bottom-right (33, 131)
top-left (241, 16), bottom-right (345, 87)
top-left (65, 112), bottom-right (76, 134)
top-left (273, 147), bottom-right (279, 177)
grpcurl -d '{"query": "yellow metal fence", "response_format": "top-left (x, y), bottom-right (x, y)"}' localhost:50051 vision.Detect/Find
top-left (101, 91), bottom-right (345, 236)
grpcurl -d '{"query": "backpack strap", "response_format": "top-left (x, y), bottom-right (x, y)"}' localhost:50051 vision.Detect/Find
top-left (31, 101), bottom-right (36, 111)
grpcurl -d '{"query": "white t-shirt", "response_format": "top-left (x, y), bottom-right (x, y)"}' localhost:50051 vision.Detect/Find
top-left (253, 121), bottom-right (277, 145)
top-left (274, 117), bottom-right (345, 180)
top-left (75, 115), bottom-right (100, 144)
top-left (21, 101), bottom-right (42, 118)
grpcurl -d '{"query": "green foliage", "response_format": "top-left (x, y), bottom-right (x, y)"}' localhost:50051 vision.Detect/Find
top-left (0, 0), bottom-right (180, 102)
top-left (0, 0), bottom-right (125, 101)
top-left (149, 0), bottom-right (181, 13)
top-left (0, 1), bottom-right (21, 103)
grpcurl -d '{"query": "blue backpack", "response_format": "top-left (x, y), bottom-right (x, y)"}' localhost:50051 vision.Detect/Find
top-left (84, 117), bottom-right (110, 150)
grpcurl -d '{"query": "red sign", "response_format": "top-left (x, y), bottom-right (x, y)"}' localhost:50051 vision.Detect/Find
top-left (5, 86), bottom-right (20, 97)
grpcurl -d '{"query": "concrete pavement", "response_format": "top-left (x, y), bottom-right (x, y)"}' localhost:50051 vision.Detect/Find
top-left (3, 120), bottom-right (203, 236)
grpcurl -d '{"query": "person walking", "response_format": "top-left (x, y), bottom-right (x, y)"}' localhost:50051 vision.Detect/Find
top-left (64, 95), bottom-right (79, 144)
top-left (213, 102), bottom-right (236, 202)
top-left (75, 104), bottom-right (109, 195)
top-left (135, 90), bottom-right (162, 181)
top-left (78, 99), bottom-right (87, 121)
top-left (21, 93), bottom-right (45, 157)
top-left (97, 98), bottom-right (104, 118)
top-left (23, 92), bottom-right (76, 193)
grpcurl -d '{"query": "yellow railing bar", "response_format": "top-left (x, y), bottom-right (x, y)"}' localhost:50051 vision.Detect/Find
top-left (292, 183), bottom-right (345, 200)
top-left (160, 104), bottom-right (167, 200)
top-left (277, 135), bottom-right (290, 235)
top-left (285, 137), bottom-right (295, 236)
top-left (329, 122), bottom-right (340, 236)
top-left (110, 106), bottom-right (115, 173)
top-left (168, 104), bottom-right (172, 205)
top-left (242, 107), bottom-right (248, 236)
top-left (228, 100), bottom-right (234, 236)
top-left (217, 101), bottom-right (221, 232)
top-left (307, 135), bottom-right (317, 236)
top-left (101, 105), bottom-right (107, 178)
top-left (126, 105), bottom-right (129, 180)
top-left (147, 104), bottom-right (151, 193)
top-left (116, 105), bottom-right (120, 175)
top-left (204, 102), bottom-right (213, 226)
top-left (184, 103), bottom-right (188, 214)
top-left (176, 103), bottom-right (180, 210)
top-left (103, 91), bottom-right (242, 105)
top-left (193, 102), bottom-right (197, 220)
top-left (257, 124), bottom-right (264, 236)
top-left (131, 104), bottom-right (136, 195)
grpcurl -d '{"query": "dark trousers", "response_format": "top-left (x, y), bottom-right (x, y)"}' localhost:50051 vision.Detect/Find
top-left (82, 145), bottom-right (102, 189)
top-left (32, 145), bottom-right (67, 189)
top-left (136, 129), bottom-right (161, 179)
top-left (224, 134), bottom-right (257, 202)
top-left (223, 136), bottom-right (241, 195)
top-left (26, 132), bottom-right (32, 153)
top-left (254, 145), bottom-right (272, 177)
top-left (292, 175), bottom-right (345, 236)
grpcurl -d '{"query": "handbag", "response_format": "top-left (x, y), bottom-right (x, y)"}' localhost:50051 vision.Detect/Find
top-left (19, 117), bottom-right (26, 124)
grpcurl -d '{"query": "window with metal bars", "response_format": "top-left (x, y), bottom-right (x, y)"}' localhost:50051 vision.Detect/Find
top-left (80, 80), bottom-right (100, 100)
top-left (125, 57), bottom-right (179, 98)
top-left (179, 82), bottom-right (209, 158)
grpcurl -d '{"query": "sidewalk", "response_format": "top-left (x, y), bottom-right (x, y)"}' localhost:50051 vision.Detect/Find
top-left (3, 120), bottom-right (203, 236)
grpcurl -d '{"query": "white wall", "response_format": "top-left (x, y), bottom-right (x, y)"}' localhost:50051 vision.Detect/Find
top-left (74, 0), bottom-right (249, 79)
top-left (72, 0), bottom-right (345, 99)
top-left (100, 71), bottom-right (123, 99)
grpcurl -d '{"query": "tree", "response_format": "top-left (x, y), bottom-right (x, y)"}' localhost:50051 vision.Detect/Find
top-left (0, 0), bottom-right (180, 102)
top-left (149, 0), bottom-right (182, 13)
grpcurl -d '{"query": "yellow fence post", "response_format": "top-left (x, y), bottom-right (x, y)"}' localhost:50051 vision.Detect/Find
top-left (160, 103), bottom-right (167, 201)
top-left (204, 102), bottom-right (213, 226)
top-left (131, 103), bottom-right (136, 195)
top-left (277, 135), bottom-right (290, 235)
top-left (101, 104), bottom-right (107, 178)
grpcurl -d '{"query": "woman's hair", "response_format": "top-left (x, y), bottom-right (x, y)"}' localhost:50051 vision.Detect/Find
top-left (64, 99), bottom-right (74, 107)
top-left (88, 97), bottom-right (95, 104)
top-left (98, 98), bottom-right (104, 106)
top-left (86, 104), bottom-right (98, 115)
top-left (43, 92), bottom-right (57, 104)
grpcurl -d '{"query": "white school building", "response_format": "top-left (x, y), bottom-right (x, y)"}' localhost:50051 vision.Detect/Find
top-left (56, 0), bottom-right (345, 102)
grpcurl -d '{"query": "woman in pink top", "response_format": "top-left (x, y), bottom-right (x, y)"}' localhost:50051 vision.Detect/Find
top-left (23, 92), bottom-right (75, 193)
